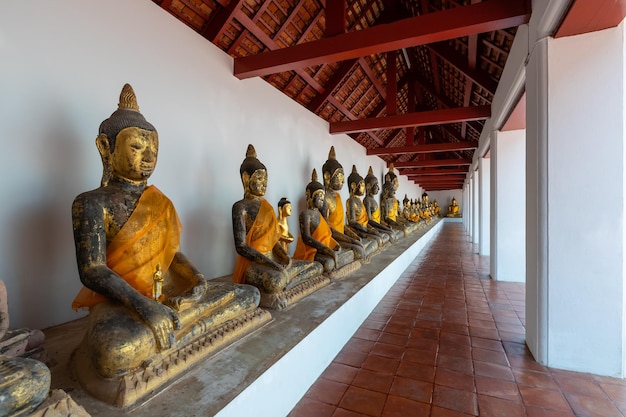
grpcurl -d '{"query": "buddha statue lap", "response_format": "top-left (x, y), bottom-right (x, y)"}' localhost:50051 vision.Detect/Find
top-left (70, 84), bottom-right (270, 408)
top-left (380, 165), bottom-right (419, 236)
top-left (346, 166), bottom-right (389, 249)
top-left (232, 145), bottom-right (326, 310)
top-left (277, 197), bottom-right (294, 253)
top-left (363, 167), bottom-right (401, 242)
top-left (0, 280), bottom-right (51, 417)
top-left (294, 170), bottom-right (357, 278)
top-left (321, 147), bottom-right (377, 260)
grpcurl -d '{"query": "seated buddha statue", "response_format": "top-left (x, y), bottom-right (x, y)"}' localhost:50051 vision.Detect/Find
top-left (433, 200), bottom-right (441, 216)
top-left (321, 147), bottom-right (375, 260)
top-left (448, 197), bottom-right (460, 216)
top-left (345, 165), bottom-right (388, 248)
top-left (277, 197), bottom-right (294, 253)
top-left (363, 167), bottom-right (400, 242)
top-left (294, 170), bottom-right (357, 277)
top-left (380, 165), bottom-right (419, 235)
top-left (232, 145), bottom-right (325, 309)
top-left (0, 280), bottom-right (50, 417)
top-left (402, 195), bottom-right (419, 223)
top-left (71, 84), bottom-right (266, 407)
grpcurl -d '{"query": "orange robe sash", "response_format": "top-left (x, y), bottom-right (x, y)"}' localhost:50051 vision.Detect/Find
top-left (388, 199), bottom-right (398, 222)
top-left (371, 207), bottom-right (381, 223)
top-left (328, 192), bottom-right (345, 233)
top-left (232, 198), bottom-right (279, 284)
top-left (355, 200), bottom-right (369, 226)
top-left (72, 185), bottom-right (182, 310)
top-left (293, 215), bottom-right (338, 261)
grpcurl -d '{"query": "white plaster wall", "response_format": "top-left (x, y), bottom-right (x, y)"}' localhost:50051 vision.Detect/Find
top-left (545, 25), bottom-right (625, 376)
top-left (479, 158), bottom-right (490, 256)
top-left (0, 1), bottom-right (421, 330)
top-left (427, 190), bottom-right (462, 215)
top-left (491, 129), bottom-right (525, 282)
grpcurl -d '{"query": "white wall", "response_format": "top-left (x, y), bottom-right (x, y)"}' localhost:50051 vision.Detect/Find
top-left (478, 157), bottom-right (490, 256)
top-left (491, 129), bottom-right (525, 282)
top-left (527, 22), bottom-right (626, 376)
top-left (427, 190), bottom-right (463, 215)
top-left (0, 1), bottom-right (421, 330)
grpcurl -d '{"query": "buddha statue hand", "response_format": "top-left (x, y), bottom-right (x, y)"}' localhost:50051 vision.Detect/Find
top-left (166, 274), bottom-right (208, 311)
top-left (135, 298), bottom-right (181, 351)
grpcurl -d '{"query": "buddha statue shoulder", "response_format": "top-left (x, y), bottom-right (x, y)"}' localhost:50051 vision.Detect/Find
top-left (277, 197), bottom-right (294, 253)
top-left (293, 169), bottom-right (356, 276)
top-left (345, 165), bottom-right (387, 247)
top-left (321, 147), bottom-right (375, 259)
top-left (232, 145), bottom-right (325, 308)
top-left (70, 84), bottom-right (266, 407)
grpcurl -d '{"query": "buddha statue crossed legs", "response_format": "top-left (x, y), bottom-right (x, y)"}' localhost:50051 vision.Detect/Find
top-left (71, 84), bottom-right (268, 407)
top-left (294, 170), bottom-right (356, 278)
top-left (232, 145), bottom-right (325, 309)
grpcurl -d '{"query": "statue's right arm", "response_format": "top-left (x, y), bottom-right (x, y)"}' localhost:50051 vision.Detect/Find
top-left (299, 212), bottom-right (338, 266)
top-left (232, 202), bottom-right (284, 271)
top-left (72, 194), bottom-right (180, 350)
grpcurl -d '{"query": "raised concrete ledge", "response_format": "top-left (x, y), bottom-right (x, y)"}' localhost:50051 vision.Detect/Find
top-left (44, 219), bottom-right (443, 417)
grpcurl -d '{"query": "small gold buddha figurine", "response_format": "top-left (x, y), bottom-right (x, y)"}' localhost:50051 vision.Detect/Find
top-left (322, 147), bottom-right (376, 260)
top-left (363, 166), bottom-right (399, 242)
top-left (71, 84), bottom-right (267, 407)
top-left (294, 169), bottom-right (357, 277)
top-left (0, 280), bottom-right (50, 417)
top-left (346, 165), bottom-right (388, 248)
top-left (277, 197), bottom-right (294, 253)
top-left (232, 145), bottom-right (326, 309)
top-left (448, 196), bottom-right (461, 217)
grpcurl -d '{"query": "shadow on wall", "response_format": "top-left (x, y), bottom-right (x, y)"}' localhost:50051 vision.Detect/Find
top-left (8, 120), bottom-right (87, 330)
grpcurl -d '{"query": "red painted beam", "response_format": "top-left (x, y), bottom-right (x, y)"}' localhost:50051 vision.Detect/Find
top-left (393, 158), bottom-right (471, 168)
top-left (234, 0), bottom-right (531, 78)
top-left (367, 141), bottom-right (477, 156)
top-left (398, 167), bottom-right (469, 175)
top-left (330, 106), bottom-right (490, 134)
top-left (325, 0), bottom-right (346, 37)
top-left (408, 175), bottom-right (466, 182)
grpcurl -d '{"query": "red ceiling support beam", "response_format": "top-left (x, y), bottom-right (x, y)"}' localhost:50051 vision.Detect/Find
top-left (307, 59), bottom-right (358, 113)
top-left (201, 0), bottom-right (243, 41)
top-left (399, 167), bottom-right (469, 175)
top-left (367, 141), bottom-right (478, 156)
top-left (393, 158), bottom-right (471, 168)
top-left (234, 0), bottom-right (531, 78)
top-left (386, 51), bottom-right (398, 115)
top-left (330, 105), bottom-right (490, 134)
top-left (409, 175), bottom-right (466, 182)
top-left (325, 0), bottom-right (346, 37)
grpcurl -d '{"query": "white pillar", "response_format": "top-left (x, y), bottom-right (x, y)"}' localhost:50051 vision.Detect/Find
top-left (478, 157), bottom-right (490, 256)
top-left (490, 130), bottom-right (526, 282)
top-left (472, 171), bottom-right (479, 245)
top-left (466, 178), bottom-right (473, 236)
top-left (464, 184), bottom-right (470, 233)
top-left (526, 23), bottom-right (626, 377)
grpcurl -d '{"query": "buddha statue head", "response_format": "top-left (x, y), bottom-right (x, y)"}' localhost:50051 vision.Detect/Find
top-left (278, 197), bottom-right (292, 218)
top-left (347, 165), bottom-right (365, 197)
top-left (306, 169), bottom-right (325, 210)
top-left (403, 194), bottom-right (410, 208)
top-left (322, 146), bottom-right (344, 191)
top-left (384, 164), bottom-right (399, 192)
top-left (364, 166), bottom-right (379, 197)
top-left (96, 84), bottom-right (158, 186)
top-left (240, 144), bottom-right (268, 198)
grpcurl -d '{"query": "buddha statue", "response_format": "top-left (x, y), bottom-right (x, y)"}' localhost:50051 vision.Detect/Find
top-left (71, 84), bottom-right (269, 407)
top-left (363, 167), bottom-right (400, 242)
top-left (433, 199), bottom-right (441, 216)
top-left (0, 280), bottom-right (50, 417)
top-left (380, 165), bottom-right (419, 235)
top-left (294, 169), bottom-right (358, 278)
top-left (277, 197), bottom-right (294, 253)
top-left (448, 197), bottom-right (461, 217)
top-left (402, 194), bottom-right (419, 223)
top-left (321, 147), bottom-right (375, 260)
top-left (345, 165), bottom-right (388, 248)
top-left (232, 145), bottom-right (326, 309)
top-left (422, 191), bottom-right (429, 205)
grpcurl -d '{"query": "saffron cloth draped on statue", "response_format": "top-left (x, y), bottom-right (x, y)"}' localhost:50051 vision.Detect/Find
top-left (293, 216), bottom-right (338, 261)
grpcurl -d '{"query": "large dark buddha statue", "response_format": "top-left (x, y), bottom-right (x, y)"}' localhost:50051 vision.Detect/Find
top-left (71, 84), bottom-right (269, 407)
top-left (232, 145), bottom-right (326, 309)
top-left (380, 164), bottom-right (419, 235)
top-left (294, 169), bottom-right (357, 277)
top-left (321, 147), bottom-right (376, 260)
top-left (363, 166), bottom-right (400, 242)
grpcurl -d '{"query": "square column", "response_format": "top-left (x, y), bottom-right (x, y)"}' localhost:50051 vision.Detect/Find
top-left (490, 130), bottom-right (526, 282)
top-left (479, 157), bottom-right (490, 256)
top-left (472, 171), bottom-right (479, 245)
top-left (526, 24), bottom-right (626, 376)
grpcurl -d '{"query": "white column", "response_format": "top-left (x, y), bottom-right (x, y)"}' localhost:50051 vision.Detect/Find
top-left (526, 23), bottom-right (626, 377)
top-left (490, 130), bottom-right (525, 282)
top-left (478, 157), bottom-right (490, 256)
top-left (472, 171), bottom-right (479, 245)
top-left (466, 178), bottom-right (473, 236)
top-left (464, 184), bottom-right (470, 233)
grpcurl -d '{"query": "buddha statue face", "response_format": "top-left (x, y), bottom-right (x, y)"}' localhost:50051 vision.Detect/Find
top-left (243, 168), bottom-right (268, 197)
top-left (282, 203), bottom-right (292, 216)
top-left (325, 168), bottom-right (344, 191)
top-left (108, 127), bottom-right (159, 182)
top-left (312, 189), bottom-right (325, 210)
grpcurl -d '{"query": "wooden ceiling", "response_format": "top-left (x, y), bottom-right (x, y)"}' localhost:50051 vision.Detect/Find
top-left (153, 0), bottom-right (531, 190)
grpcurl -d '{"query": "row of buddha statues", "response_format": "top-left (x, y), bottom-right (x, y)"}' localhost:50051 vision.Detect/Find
top-left (3, 84), bottom-right (441, 415)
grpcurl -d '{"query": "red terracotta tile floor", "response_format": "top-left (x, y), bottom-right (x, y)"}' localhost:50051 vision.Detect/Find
top-left (288, 223), bottom-right (626, 417)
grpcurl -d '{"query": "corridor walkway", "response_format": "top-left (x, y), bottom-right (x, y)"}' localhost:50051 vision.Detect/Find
top-left (288, 223), bottom-right (626, 417)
